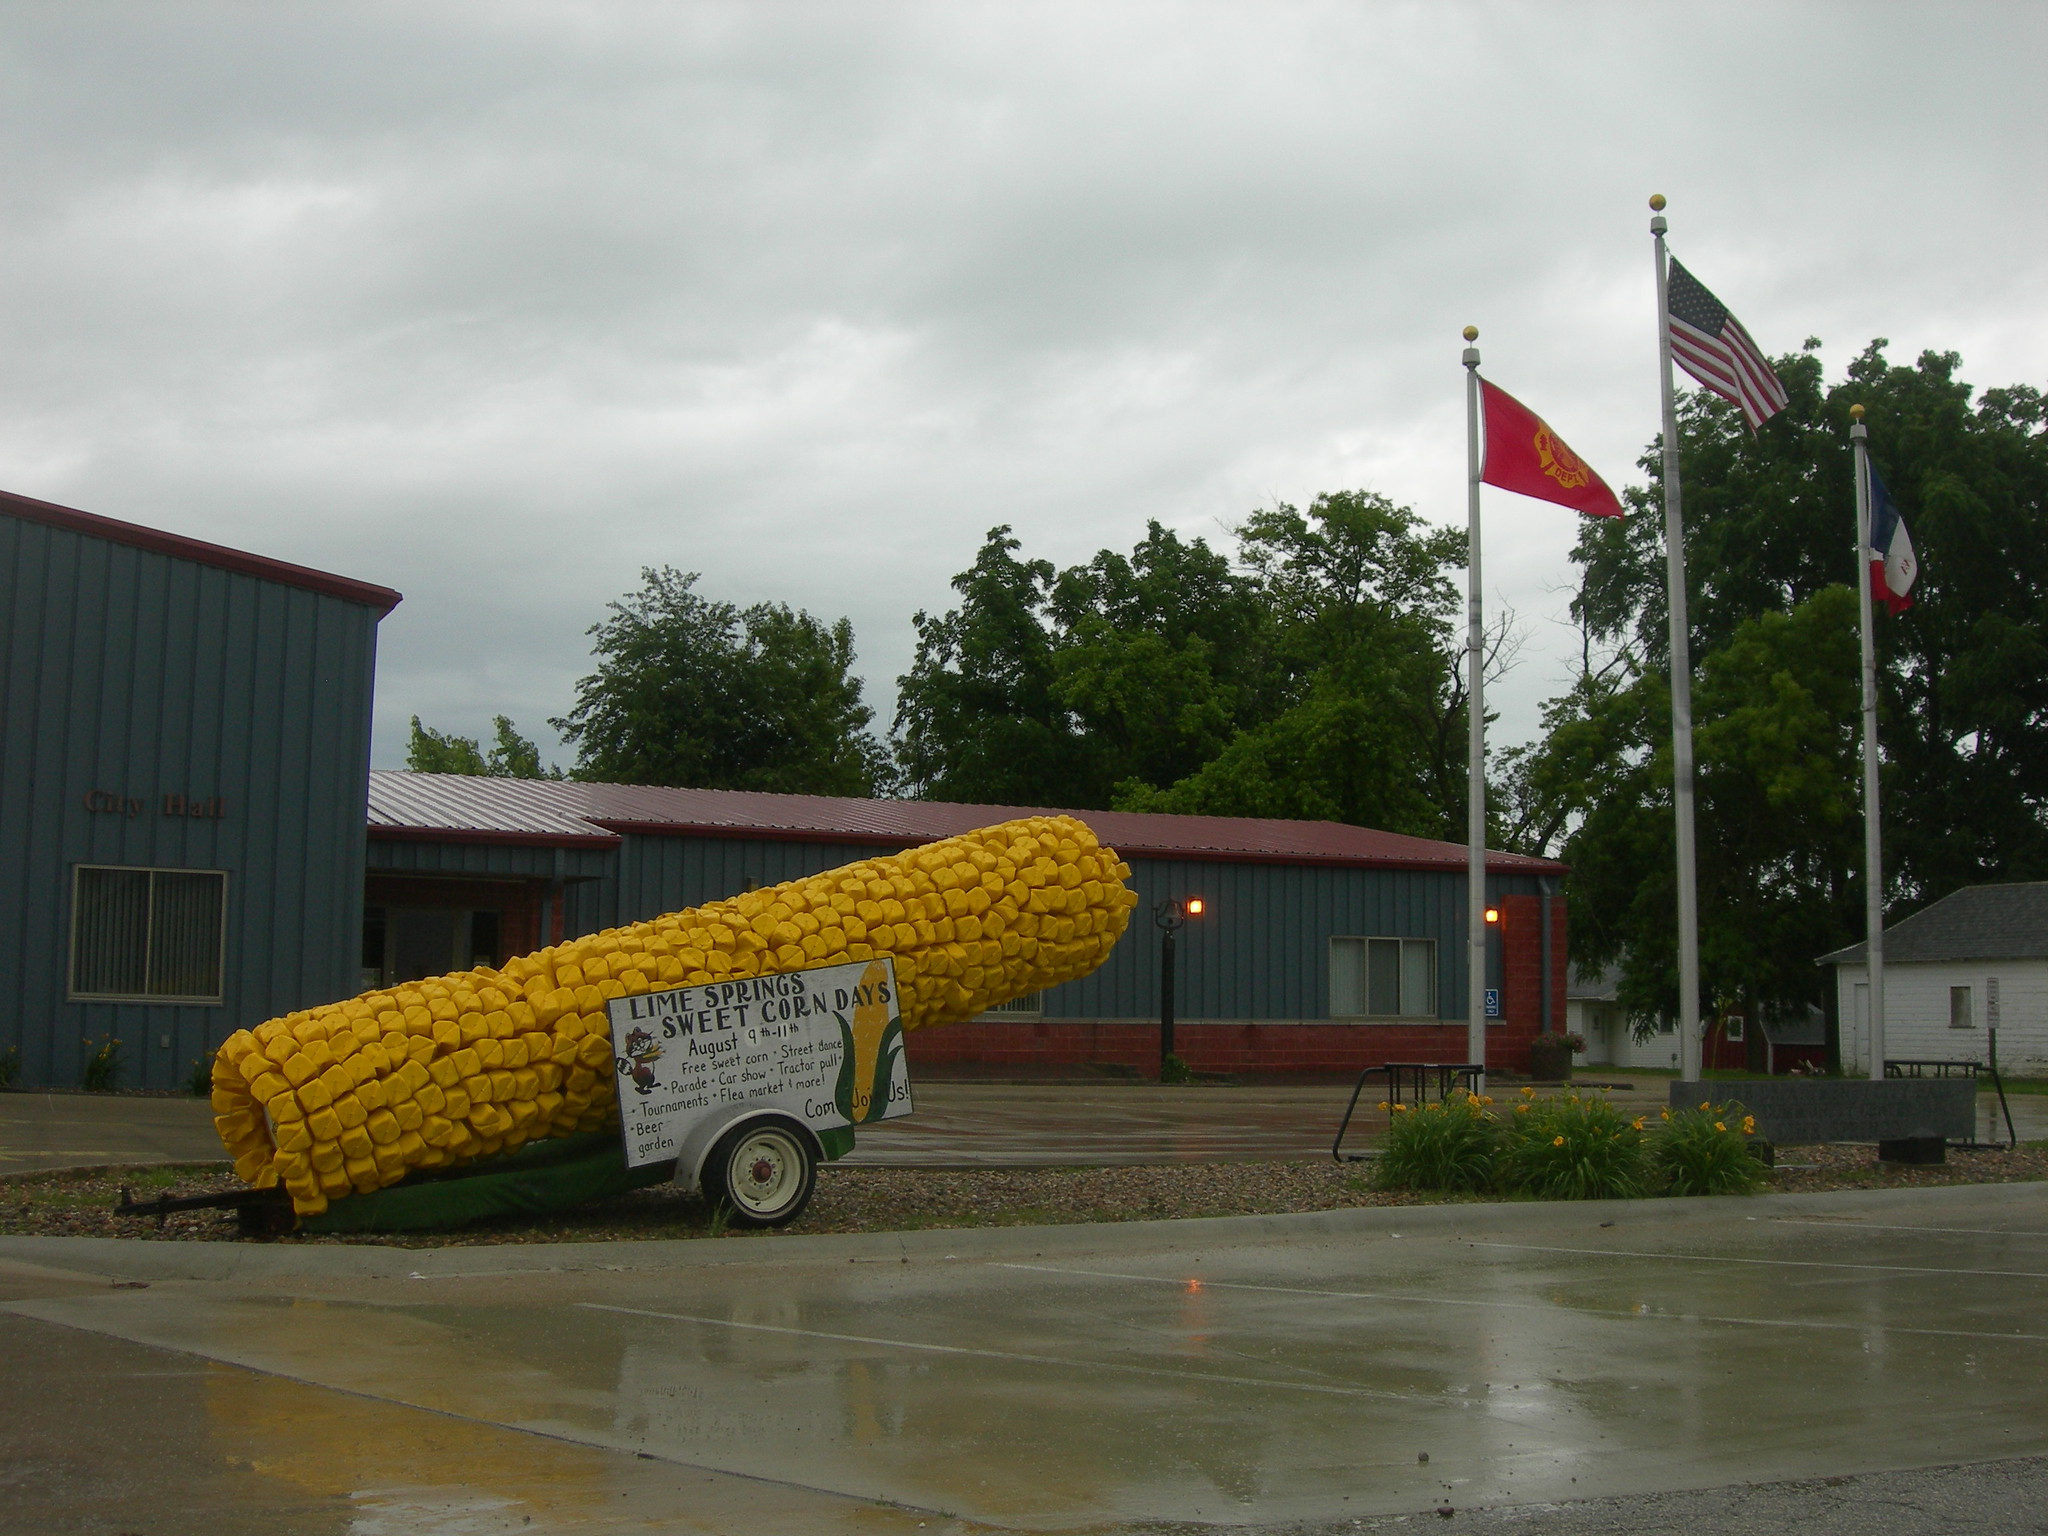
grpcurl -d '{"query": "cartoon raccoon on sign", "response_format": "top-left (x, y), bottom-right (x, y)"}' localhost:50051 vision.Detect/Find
top-left (621, 1025), bottom-right (664, 1097)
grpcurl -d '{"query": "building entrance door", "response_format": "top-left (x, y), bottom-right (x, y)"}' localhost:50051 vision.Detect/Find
top-left (391, 908), bottom-right (460, 985)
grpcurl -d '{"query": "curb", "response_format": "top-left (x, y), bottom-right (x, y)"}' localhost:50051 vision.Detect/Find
top-left (1, 1179), bottom-right (2040, 1286)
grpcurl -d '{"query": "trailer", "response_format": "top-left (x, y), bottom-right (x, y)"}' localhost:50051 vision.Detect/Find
top-left (122, 956), bottom-right (911, 1235)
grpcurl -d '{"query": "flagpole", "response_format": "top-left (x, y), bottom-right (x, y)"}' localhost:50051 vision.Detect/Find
top-left (1650, 193), bottom-right (1704, 1081)
top-left (1463, 325), bottom-right (1487, 1078)
top-left (1850, 403), bottom-right (1886, 1079)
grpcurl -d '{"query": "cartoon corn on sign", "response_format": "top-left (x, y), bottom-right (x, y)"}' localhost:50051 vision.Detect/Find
top-left (834, 959), bottom-right (904, 1124)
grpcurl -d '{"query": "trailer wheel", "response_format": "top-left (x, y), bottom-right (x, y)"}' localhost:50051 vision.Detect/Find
top-left (703, 1118), bottom-right (817, 1228)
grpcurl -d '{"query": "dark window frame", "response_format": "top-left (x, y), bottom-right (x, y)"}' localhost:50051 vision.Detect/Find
top-left (69, 864), bottom-right (228, 1005)
top-left (1328, 936), bottom-right (1438, 1020)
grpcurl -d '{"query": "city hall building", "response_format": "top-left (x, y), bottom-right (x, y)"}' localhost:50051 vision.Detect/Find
top-left (1, 490), bottom-right (399, 1092)
top-left (3, 491), bottom-right (1568, 1089)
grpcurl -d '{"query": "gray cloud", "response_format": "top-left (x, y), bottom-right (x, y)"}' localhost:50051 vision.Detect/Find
top-left (2, 2), bottom-right (2041, 771)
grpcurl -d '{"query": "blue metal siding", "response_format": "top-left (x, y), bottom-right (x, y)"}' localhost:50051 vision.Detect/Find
top-left (1042, 860), bottom-right (1542, 1022)
top-left (1, 513), bottom-right (381, 1089)
top-left (574, 835), bottom-right (898, 936)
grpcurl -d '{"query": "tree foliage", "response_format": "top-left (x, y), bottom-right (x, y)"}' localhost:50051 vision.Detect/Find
top-left (552, 567), bottom-right (890, 795)
top-left (1532, 342), bottom-right (2048, 1025)
top-left (893, 494), bottom-right (1476, 837)
top-left (406, 715), bottom-right (563, 779)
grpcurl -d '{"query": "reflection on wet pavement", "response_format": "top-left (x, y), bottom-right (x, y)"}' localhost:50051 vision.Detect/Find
top-left (14, 1189), bottom-right (2048, 1531)
top-left (841, 1083), bottom-right (1367, 1165)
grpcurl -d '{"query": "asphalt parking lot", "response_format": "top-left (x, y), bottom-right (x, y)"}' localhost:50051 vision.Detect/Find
top-left (4, 1181), bottom-right (2045, 1534)
top-left (9, 1078), bottom-right (2039, 1178)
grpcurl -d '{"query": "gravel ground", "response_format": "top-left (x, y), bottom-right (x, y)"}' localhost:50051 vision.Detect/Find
top-left (2, 1142), bottom-right (2043, 1248)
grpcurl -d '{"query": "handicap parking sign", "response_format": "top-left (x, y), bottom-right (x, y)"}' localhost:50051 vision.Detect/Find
top-left (1484, 988), bottom-right (1501, 1019)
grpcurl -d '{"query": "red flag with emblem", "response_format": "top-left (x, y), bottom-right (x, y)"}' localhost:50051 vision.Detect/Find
top-left (1479, 380), bottom-right (1624, 518)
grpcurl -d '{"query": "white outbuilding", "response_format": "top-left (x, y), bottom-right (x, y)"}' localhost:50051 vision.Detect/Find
top-left (1820, 881), bottom-right (2048, 1076)
top-left (1566, 963), bottom-right (1682, 1071)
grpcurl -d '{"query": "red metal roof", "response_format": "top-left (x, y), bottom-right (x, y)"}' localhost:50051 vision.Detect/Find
top-left (367, 771), bottom-right (1565, 874)
top-left (1, 487), bottom-right (403, 615)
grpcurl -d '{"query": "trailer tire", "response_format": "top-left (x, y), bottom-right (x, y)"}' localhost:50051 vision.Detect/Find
top-left (702, 1117), bottom-right (817, 1228)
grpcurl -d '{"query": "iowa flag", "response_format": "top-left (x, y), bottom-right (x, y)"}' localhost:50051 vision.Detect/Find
top-left (1479, 381), bottom-right (1624, 518)
top-left (1867, 460), bottom-right (1918, 614)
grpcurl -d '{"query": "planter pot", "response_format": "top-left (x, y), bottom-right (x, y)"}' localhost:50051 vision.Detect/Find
top-left (1527, 1035), bottom-right (1574, 1083)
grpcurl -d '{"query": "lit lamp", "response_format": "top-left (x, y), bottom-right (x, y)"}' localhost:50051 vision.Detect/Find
top-left (1154, 897), bottom-right (1207, 1076)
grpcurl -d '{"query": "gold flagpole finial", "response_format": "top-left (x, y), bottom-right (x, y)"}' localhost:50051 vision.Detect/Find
top-left (1462, 326), bottom-right (1479, 342)
top-left (1849, 403), bottom-right (1866, 421)
top-left (1649, 193), bottom-right (1667, 211)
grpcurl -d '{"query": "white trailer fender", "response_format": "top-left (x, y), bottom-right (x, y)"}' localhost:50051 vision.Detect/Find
top-left (670, 1106), bottom-right (825, 1194)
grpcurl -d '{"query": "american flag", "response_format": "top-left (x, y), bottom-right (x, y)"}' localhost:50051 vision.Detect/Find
top-left (1666, 257), bottom-right (1789, 430)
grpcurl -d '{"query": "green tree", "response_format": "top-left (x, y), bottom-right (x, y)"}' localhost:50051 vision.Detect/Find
top-left (407, 717), bottom-right (488, 775)
top-left (406, 715), bottom-right (563, 778)
top-left (553, 567), bottom-right (890, 795)
top-left (1116, 492), bottom-right (1472, 837)
top-left (484, 717), bottom-right (564, 779)
top-left (892, 529), bottom-right (1078, 805)
top-left (1539, 341), bottom-right (2048, 1025)
top-left (896, 498), bottom-right (1474, 835)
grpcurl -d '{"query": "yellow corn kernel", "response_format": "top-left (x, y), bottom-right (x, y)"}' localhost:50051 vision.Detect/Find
top-left (221, 814), bottom-right (1136, 1217)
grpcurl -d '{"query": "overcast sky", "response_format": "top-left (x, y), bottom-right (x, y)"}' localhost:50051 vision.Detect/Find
top-left (4, 4), bottom-right (2042, 776)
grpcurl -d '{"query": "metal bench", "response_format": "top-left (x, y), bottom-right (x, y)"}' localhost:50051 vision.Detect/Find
top-left (1884, 1058), bottom-right (2017, 1150)
top-left (1331, 1061), bottom-right (1483, 1162)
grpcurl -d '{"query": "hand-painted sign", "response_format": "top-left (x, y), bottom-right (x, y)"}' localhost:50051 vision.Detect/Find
top-left (607, 956), bottom-right (912, 1169)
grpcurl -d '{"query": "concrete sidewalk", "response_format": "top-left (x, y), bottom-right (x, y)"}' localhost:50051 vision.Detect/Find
top-left (5, 1182), bottom-right (2046, 1534)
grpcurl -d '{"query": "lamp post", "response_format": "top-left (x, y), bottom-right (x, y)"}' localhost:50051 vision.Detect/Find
top-left (1154, 897), bottom-right (1204, 1077)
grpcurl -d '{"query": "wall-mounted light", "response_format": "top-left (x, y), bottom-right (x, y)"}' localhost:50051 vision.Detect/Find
top-left (1185, 897), bottom-right (1206, 917)
top-left (1484, 906), bottom-right (1500, 925)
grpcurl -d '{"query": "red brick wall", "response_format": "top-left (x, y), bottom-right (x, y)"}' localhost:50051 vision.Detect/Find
top-left (1496, 891), bottom-right (1569, 1069)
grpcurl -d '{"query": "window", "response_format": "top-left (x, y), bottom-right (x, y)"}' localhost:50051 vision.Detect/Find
top-left (71, 866), bottom-right (226, 1002)
top-left (1950, 985), bottom-right (1974, 1030)
top-left (1330, 937), bottom-right (1436, 1018)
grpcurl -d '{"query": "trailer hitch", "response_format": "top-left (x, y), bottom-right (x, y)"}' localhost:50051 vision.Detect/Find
top-left (116, 1184), bottom-right (296, 1236)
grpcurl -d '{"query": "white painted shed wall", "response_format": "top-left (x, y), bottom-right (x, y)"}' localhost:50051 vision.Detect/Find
top-left (1568, 996), bottom-right (1683, 1070)
top-left (1833, 959), bottom-right (2048, 1075)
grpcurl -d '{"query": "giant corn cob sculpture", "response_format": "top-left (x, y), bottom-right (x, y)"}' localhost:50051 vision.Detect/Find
top-left (209, 815), bottom-right (1139, 1217)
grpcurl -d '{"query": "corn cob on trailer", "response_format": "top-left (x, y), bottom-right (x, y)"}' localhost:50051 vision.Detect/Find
top-left (180, 816), bottom-right (1138, 1233)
